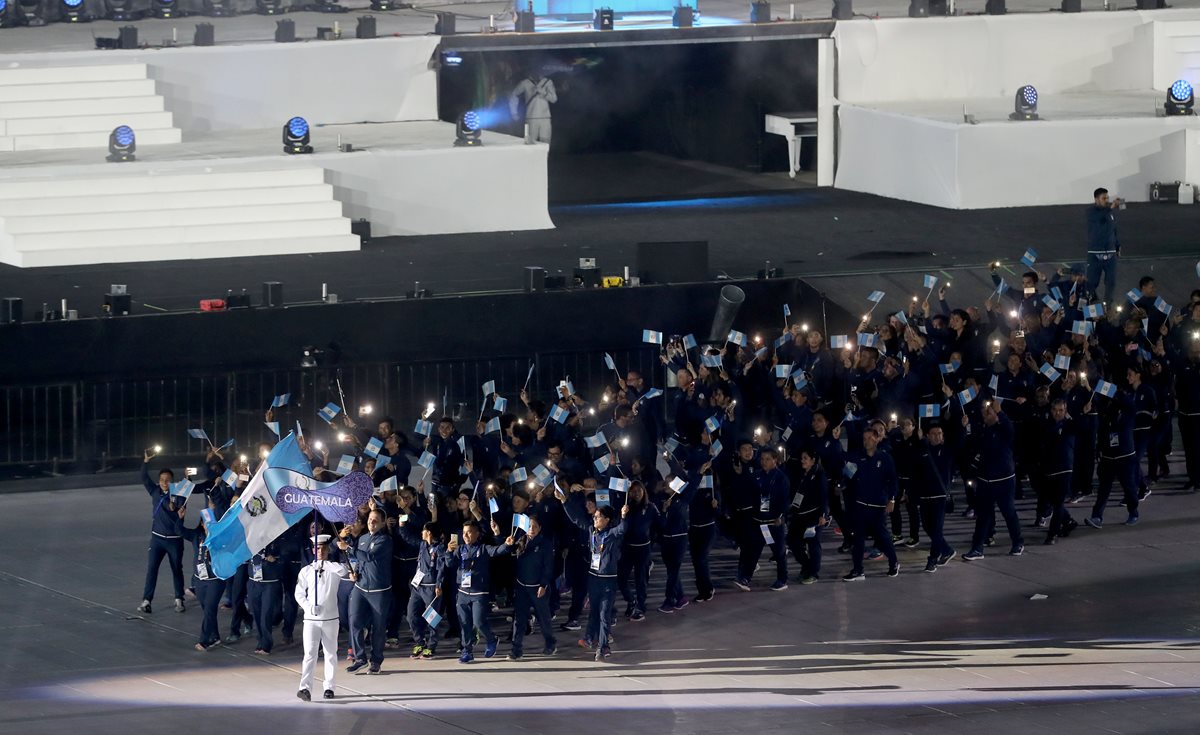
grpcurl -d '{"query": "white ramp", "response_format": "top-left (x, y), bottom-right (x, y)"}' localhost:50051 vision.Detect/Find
top-left (0, 165), bottom-right (360, 268)
top-left (0, 63), bottom-right (182, 153)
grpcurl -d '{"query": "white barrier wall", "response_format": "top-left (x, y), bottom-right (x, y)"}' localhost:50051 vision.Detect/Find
top-left (0, 37), bottom-right (439, 133)
top-left (836, 105), bottom-right (1198, 209)
top-left (834, 10), bottom-right (1200, 104)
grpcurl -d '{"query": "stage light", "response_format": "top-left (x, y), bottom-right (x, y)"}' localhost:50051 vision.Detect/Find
top-left (283, 116), bottom-right (313, 154)
top-left (107, 126), bottom-right (136, 162)
top-left (60, 0), bottom-right (89, 22)
top-left (0, 0), bottom-right (13, 27)
top-left (1165, 79), bottom-right (1194, 116)
top-left (104, 0), bottom-right (136, 20)
top-left (16, 0), bottom-right (46, 25)
top-left (370, 0), bottom-right (396, 8)
top-left (203, 0), bottom-right (234, 16)
top-left (1010, 85), bottom-right (1038, 121)
top-left (257, 0), bottom-right (281, 14)
top-left (152, 0), bottom-right (178, 18)
top-left (454, 111), bottom-right (482, 147)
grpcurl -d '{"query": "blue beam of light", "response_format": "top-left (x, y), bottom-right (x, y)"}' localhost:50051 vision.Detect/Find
top-left (551, 191), bottom-right (820, 215)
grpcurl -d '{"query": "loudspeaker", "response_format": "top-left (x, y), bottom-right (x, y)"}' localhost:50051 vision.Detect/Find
top-left (524, 266), bottom-right (545, 293)
top-left (275, 19), bottom-right (295, 42)
top-left (1136, 0), bottom-right (1165, 7)
top-left (104, 293), bottom-right (132, 315)
top-left (263, 281), bottom-right (283, 307)
top-left (573, 267), bottom-right (601, 288)
top-left (194, 23), bottom-right (214, 46)
top-left (672, 5), bottom-right (693, 26)
top-left (545, 276), bottom-right (567, 290)
top-left (1061, 0), bottom-right (1080, 11)
top-left (356, 15), bottom-right (376, 38)
top-left (435, 11), bottom-right (455, 34)
top-left (593, 7), bottom-right (613, 29)
top-left (908, 0), bottom-right (928, 16)
top-left (119, 25), bottom-right (138, 49)
top-left (351, 218), bottom-right (372, 243)
top-left (637, 241), bottom-right (710, 284)
top-left (750, 0), bottom-right (770, 22)
top-left (516, 10), bottom-right (535, 32)
top-left (985, 0), bottom-right (1005, 13)
top-left (226, 293), bottom-right (251, 309)
top-left (929, 0), bottom-right (947, 14)
top-left (832, 0), bottom-right (852, 19)
top-left (1, 297), bottom-right (22, 325)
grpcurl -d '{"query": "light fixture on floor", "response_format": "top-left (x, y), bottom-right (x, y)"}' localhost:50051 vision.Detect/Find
top-left (152, 0), bottom-right (178, 18)
top-left (16, 0), bottom-right (46, 25)
top-left (283, 117), bottom-right (313, 154)
top-left (257, 0), bottom-right (281, 14)
top-left (1010, 84), bottom-right (1038, 121)
top-left (107, 126), bottom-right (136, 162)
top-left (203, 0), bottom-right (234, 16)
top-left (104, 0), bottom-right (138, 21)
top-left (1165, 79), bottom-right (1194, 116)
top-left (454, 111), bottom-right (482, 147)
top-left (60, 0), bottom-right (90, 22)
top-left (0, 0), bottom-right (15, 26)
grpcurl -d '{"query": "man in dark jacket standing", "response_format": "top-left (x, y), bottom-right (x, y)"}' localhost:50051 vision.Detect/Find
top-left (1086, 187), bottom-right (1123, 303)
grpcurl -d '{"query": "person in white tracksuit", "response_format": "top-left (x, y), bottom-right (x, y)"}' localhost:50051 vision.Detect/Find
top-left (509, 72), bottom-right (557, 145)
top-left (295, 535), bottom-right (347, 702)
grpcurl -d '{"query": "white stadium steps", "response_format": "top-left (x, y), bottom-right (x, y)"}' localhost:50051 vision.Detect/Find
top-left (0, 166), bottom-right (361, 268)
top-left (0, 63), bottom-right (181, 153)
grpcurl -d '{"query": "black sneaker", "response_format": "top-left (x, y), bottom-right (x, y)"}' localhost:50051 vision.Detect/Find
top-left (694, 591), bottom-right (715, 603)
top-left (137, 600), bottom-right (152, 614)
top-left (1009, 545), bottom-right (1024, 557)
top-left (903, 537), bottom-right (919, 548)
top-left (924, 561), bottom-right (937, 573)
top-left (323, 690), bottom-right (335, 700)
top-left (369, 663), bottom-right (381, 674)
top-left (561, 620), bottom-right (581, 632)
top-left (936, 550), bottom-right (957, 566)
top-left (631, 610), bottom-right (645, 622)
top-left (543, 645), bottom-right (557, 656)
top-left (842, 571), bottom-right (865, 582)
top-left (886, 565), bottom-right (900, 577)
top-left (347, 661), bottom-right (368, 674)
top-left (1043, 537), bottom-right (1056, 545)
top-left (296, 689), bottom-right (311, 702)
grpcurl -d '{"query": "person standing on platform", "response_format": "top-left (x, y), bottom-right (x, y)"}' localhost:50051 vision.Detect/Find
top-left (1086, 187), bottom-right (1122, 303)
top-left (509, 70), bottom-right (557, 145)
top-left (137, 449), bottom-right (186, 615)
top-left (295, 535), bottom-right (347, 702)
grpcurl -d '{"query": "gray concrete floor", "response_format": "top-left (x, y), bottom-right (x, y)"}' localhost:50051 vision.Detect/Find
top-left (0, 459), bottom-right (1198, 733)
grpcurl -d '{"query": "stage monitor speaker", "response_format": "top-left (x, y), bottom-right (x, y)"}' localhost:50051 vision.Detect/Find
top-left (637, 241), bottom-right (709, 284)
top-left (516, 10), bottom-right (535, 32)
top-left (104, 293), bottom-right (132, 315)
top-left (985, 0), bottom-right (1005, 13)
top-left (524, 266), bottom-right (545, 293)
top-left (672, 5), bottom-right (693, 26)
top-left (908, 0), bottom-right (928, 16)
top-left (832, 0), bottom-right (852, 19)
top-left (750, 1), bottom-right (770, 22)
top-left (435, 11), bottom-right (455, 34)
top-left (929, 0), bottom-right (947, 14)
top-left (1136, 0), bottom-right (1164, 7)
top-left (1, 297), bottom-right (22, 325)
top-left (593, 7), bottom-right (613, 30)
top-left (194, 23), bottom-right (214, 46)
top-left (119, 25), bottom-right (138, 49)
top-left (1061, 0), bottom-right (1080, 11)
top-left (263, 281), bottom-right (283, 307)
top-left (573, 267), bottom-right (601, 288)
top-left (351, 218), bottom-right (372, 243)
top-left (357, 15), bottom-right (376, 38)
top-left (545, 276), bottom-right (567, 290)
top-left (275, 19), bottom-right (295, 42)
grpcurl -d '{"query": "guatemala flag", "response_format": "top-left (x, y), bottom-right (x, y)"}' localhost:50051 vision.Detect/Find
top-left (204, 433), bottom-right (314, 579)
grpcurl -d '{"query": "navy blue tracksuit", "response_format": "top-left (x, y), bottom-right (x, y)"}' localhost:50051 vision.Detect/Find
top-left (405, 540), bottom-right (447, 651)
top-left (511, 533), bottom-right (557, 656)
top-left (1093, 392), bottom-right (1140, 522)
top-left (737, 466), bottom-right (790, 585)
top-left (564, 494), bottom-right (625, 652)
top-left (141, 464), bottom-right (185, 603)
top-left (970, 412), bottom-right (1024, 553)
top-left (446, 538), bottom-right (512, 655)
top-left (248, 543), bottom-right (283, 652)
top-left (348, 530), bottom-right (393, 667)
top-left (787, 466), bottom-right (828, 580)
top-left (847, 449), bottom-right (899, 574)
top-left (182, 525), bottom-right (225, 648)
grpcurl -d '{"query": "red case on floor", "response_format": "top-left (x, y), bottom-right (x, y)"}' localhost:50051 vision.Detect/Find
top-left (200, 299), bottom-right (227, 312)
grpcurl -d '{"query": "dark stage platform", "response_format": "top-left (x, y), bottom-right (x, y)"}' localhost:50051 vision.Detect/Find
top-left (0, 461), bottom-right (1198, 734)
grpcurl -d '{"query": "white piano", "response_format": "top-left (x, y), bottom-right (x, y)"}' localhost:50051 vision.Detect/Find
top-left (764, 111), bottom-right (818, 179)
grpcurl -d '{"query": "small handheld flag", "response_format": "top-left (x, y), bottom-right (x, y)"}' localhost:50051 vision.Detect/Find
top-left (604, 353), bottom-right (617, 371)
top-left (919, 404), bottom-right (940, 418)
top-left (485, 417), bottom-right (501, 434)
top-left (493, 396), bottom-right (508, 413)
top-left (1154, 297), bottom-right (1171, 315)
top-left (668, 476), bottom-right (687, 494)
top-left (170, 479), bottom-right (196, 498)
top-left (417, 451), bottom-right (436, 470)
top-left (640, 388), bottom-right (663, 401)
top-left (1039, 363), bottom-right (1062, 384)
top-left (380, 475), bottom-right (399, 493)
top-left (843, 462), bottom-right (858, 478)
top-left (509, 467), bottom-right (528, 484)
top-left (1070, 321), bottom-right (1095, 337)
top-left (727, 330), bottom-right (748, 347)
top-left (364, 437), bottom-right (383, 458)
top-left (783, 304), bottom-right (791, 318)
top-left (187, 428), bottom-right (211, 444)
top-left (265, 421), bottom-right (280, 436)
top-left (867, 290), bottom-right (885, 303)
top-left (774, 364), bottom-right (792, 379)
top-left (1054, 354), bottom-right (1071, 371)
top-left (923, 274), bottom-right (938, 289)
top-left (335, 455), bottom-right (354, 475)
top-left (609, 477), bottom-right (631, 492)
top-left (271, 393), bottom-right (291, 408)
top-left (423, 604), bottom-right (443, 628)
top-left (1126, 288), bottom-right (1142, 304)
top-left (585, 432), bottom-right (607, 449)
top-left (414, 419), bottom-right (433, 436)
top-left (482, 380), bottom-right (496, 396)
top-left (702, 354), bottom-right (723, 367)
top-left (514, 514), bottom-right (533, 533)
top-left (1020, 247), bottom-right (1038, 268)
top-left (958, 386), bottom-right (979, 406)
top-left (1084, 303), bottom-right (1104, 320)
top-left (549, 405), bottom-right (569, 424)
top-left (705, 415), bottom-right (721, 434)
top-left (1095, 380), bottom-right (1118, 399)
top-left (318, 403), bottom-right (341, 425)
top-left (830, 335), bottom-right (848, 349)
top-left (710, 439), bottom-right (723, 457)
top-left (533, 464), bottom-right (554, 486)
top-left (682, 334), bottom-right (698, 350)
top-left (488, 497), bottom-right (499, 514)
top-left (642, 330), bottom-right (663, 345)
top-left (221, 469), bottom-right (238, 489)
top-left (594, 454), bottom-right (612, 473)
